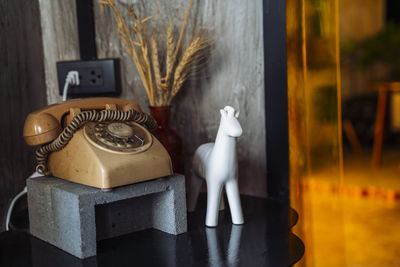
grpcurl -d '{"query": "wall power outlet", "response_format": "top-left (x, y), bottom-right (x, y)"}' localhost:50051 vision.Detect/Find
top-left (57, 59), bottom-right (121, 96)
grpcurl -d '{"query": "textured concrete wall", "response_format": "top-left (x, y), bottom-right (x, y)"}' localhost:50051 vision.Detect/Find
top-left (38, 0), bottom-right (80, 103)
top-left (39, 0), bottom-right (266, 197)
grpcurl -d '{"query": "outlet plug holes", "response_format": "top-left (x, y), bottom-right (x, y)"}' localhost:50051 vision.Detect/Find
top-left (57, 59), bottom-right (121, 95)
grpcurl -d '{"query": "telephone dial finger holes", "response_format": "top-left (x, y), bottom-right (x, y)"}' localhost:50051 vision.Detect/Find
top-left (84, 121), bottom-right (152, 154)
top-left (134, 135), bottom-right (145, 146)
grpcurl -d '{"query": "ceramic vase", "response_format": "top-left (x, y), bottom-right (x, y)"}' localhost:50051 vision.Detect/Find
top-left (150, 106), bottom-right (184, 174)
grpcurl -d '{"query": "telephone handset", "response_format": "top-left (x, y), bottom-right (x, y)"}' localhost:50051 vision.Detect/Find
top-left (23, 98), bottom-right (172, 189)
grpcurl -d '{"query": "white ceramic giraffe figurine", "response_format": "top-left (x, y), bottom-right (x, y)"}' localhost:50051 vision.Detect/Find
top-left (188, 106), bottom-right (244, 227)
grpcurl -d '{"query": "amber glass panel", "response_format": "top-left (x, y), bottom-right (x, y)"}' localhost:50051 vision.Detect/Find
top-left (287, 0), bottom-right (345, 266)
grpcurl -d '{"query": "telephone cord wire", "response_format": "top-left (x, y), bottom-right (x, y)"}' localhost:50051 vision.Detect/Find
top-left (35, 109), bottom-right (157, 175)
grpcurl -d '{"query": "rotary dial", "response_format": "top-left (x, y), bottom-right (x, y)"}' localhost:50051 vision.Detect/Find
top-left (84, 121), bottom-right (152, 154)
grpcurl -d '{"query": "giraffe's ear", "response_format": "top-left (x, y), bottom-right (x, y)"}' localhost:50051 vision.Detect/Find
top-left (220, 109), bottom-right (227, 117)
top-left (234, 110), bottom-right (240, 118)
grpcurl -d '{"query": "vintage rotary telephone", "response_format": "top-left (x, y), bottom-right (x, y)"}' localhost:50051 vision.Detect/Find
top-left (23, 98), bottom-right (172, 190)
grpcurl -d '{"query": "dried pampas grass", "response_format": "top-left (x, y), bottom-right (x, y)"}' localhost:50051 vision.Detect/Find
top-left (100, 0), bottom-right (211, 106)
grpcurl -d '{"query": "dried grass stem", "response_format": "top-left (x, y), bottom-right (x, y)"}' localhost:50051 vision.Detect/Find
top-left (101, 0), bottom-right (210, 106)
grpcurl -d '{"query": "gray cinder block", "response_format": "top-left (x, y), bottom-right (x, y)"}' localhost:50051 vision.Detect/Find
top-left (27, 174), bottom-right (187, 259)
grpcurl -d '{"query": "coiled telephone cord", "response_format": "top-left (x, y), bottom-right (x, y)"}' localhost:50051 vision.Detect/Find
top-left (35, 109), bottom-right (157, 175)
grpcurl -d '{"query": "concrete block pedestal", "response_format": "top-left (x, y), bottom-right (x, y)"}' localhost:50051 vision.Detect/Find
top-left (27, 174), bottom-right (187, 259)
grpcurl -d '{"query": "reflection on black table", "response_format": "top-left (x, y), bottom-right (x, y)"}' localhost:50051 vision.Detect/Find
top-left (0, 195), bottom-right (304, 267)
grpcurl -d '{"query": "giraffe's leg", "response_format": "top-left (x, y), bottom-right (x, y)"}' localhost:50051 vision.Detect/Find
top-left (205, 180), bottom-right (224, 227)
top-left (187, 171), bottom-right (204, 212)
top-left (225, 179), bottom-right (244, 225)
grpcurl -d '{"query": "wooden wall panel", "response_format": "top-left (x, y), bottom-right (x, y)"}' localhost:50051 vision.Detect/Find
top-left (0, 0), bottom-right (47, 231)
top-left (41, 0), bottom-right (266, 197)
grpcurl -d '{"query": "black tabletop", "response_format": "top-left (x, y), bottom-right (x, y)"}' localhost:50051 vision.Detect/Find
top-left (0, 194), bottom-right (304, 267)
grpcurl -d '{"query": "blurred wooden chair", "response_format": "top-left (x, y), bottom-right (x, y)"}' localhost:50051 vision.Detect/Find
top-left (343, 120), bottom-right (363, 159)
top-left (371, 82), bottom-right (400, 166)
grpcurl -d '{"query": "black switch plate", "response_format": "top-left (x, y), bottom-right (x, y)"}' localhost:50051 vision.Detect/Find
top-left (57, 59), bottom-right (121, 96)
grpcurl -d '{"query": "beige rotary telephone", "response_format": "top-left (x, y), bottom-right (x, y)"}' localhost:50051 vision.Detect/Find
top-left (23, 98), bottom-right (172, 190)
